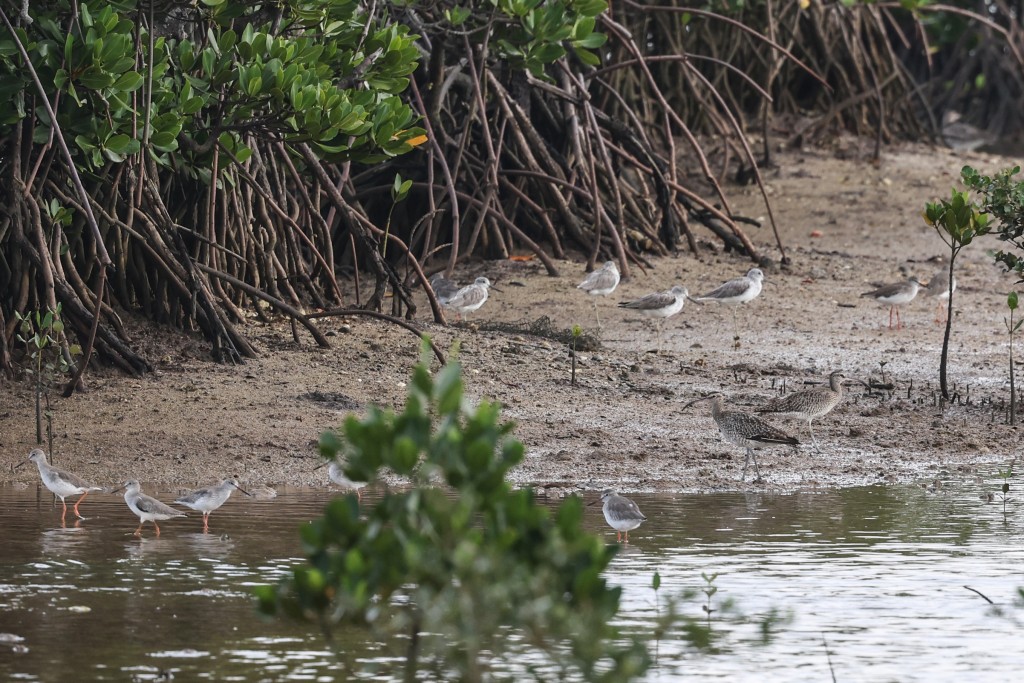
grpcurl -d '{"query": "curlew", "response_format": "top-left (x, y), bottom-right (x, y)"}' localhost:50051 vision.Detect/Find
top-left (685, 394), bottom-right (800, 482)
top-left (757, 371), bottom-right (846, 448)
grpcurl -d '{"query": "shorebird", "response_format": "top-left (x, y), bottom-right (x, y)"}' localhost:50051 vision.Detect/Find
top-left (757, 371), bottom-right (846, 448)
top-left (19, 449), bottom-right (103, 521)
top-left (693, 268), bottom-right (765, 346)
top-left (861, 277), bottom-right (920, 329)
top-left (941, 111), bottom-right (997, 152)
top-left (685, 394), bottom-right (800, 482)
top-left (429, 272), bottom-right (461, 306)
top-left (443, 277), bottom-right (495, 321)
top-left (599, 490), bottom-right (646, 543)
top-left (617, 285), bottom-right (694, 351)
top-left (924, 270), bottom-right (957, 324)
top-left (577, 261), bottom-right (621, 331)
top-left (328, 460), bottom-right (368, 500)
top-left (175, 478), bottom-right (252, 533)
top-left (113, 480), bottom-right (186, 537)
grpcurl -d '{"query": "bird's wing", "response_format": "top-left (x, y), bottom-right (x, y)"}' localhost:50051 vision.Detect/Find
top-left (578, 268), bottom-right (619, 292)
top-left (696, 277), bottom-right (749, 300)
top-left (861, 282), bottom-right (908, 298)
top-left (747, 418), bottom-right (800, 445)
top-left (447, 284), bottom-right (487, 308)
top-left (175, 487), bottom-right (211, 505)
top-left (618, 290), bottom-right (676, 310)
top-left (137, 494), bottom-right (185, 517)
top-left (52, 466), bottom-right (97, 490)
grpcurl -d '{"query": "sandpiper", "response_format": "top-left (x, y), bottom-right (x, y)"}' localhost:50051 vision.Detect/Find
top-left (599, 490), bottom-right (646, 543)
top-left (757, 371), bottom-right (846, 448)
top-left (429, 272), bottom-right (461, 306)
top-left (175, 478), bottom-right (252, 533)
top-left (577, 261), bottom-right (620, 331)
top-left (924, 270), bottom-right (957, 324)
top-left (113, 480), bottom-right (186, 537)
top-left (685, 394), bottom-right (800, 482)
top-left (694, 268), bottom-right (765, 345)
top-left (20, 449), bottom-right (103, 522)
top-left (617, 285), bottom-right (693, 351)
top-left (861, 277), bottom-right (920, 329)
top-left (328, 460), bottom-right (368, 500)
top-left (444, 277), bottom-right (494, 321)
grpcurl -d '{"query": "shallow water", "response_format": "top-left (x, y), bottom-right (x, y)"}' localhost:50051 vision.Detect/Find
top-left (1, 475), bottom-right (1022, 681)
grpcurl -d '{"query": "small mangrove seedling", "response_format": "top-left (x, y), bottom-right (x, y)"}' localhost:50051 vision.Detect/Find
top-left (996, 462), bottom-right (1013, 518)
top-left (924, 187), bottom-right (991, 399)
top-left (1006, 292), bottom-right (1022, 425)
top-left (701, 571), bottom-right (719, 627)
top-left (381, 173), bottom-right (412, 259)
top-left (15, 305), bottom-right (81, 452)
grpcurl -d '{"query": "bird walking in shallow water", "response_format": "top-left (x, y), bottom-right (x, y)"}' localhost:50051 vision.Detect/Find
top-left (693, 268), bottom-right (765, 346)
top-left (175, 478), bottom-right (251, 533)
top-left (617, 285), bottom-right (694, 352)
top-left (861, 277), bottom-right (920, 330)
top-left (685, 394), bottom-right (800, 482)
top-left (577, 261), bottom-right (620, 332)
top-left (328, 460), bottom-right (368, 500)
top-left (599, 490), bottom-right (646, 543)
top-left (443, 277), bottom-right (495, 321)
top-left (757, 371), bottom-right (846, 449)
top-left (924, 270), bottom-right (956, 325)
top-left (20, 449), bottom-right (102, 522)
top-left (114, 480), bottom-right (186, 537)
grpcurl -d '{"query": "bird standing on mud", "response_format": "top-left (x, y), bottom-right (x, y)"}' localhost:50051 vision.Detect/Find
top-left (617, 285), bottom-right (694, 352)
top-left (577, 260), bottom-right (620, 331)
top-left (757, 371), bottom-right (846, 449)
top-left (443, 276), bottom-right (495, 321)
top-left (861, 277), bottom-right (920, 330)
top-left (693, 268), bottom-right (765, 347)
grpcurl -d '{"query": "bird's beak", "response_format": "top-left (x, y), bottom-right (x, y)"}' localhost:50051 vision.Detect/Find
top-left (687, 295), bottom-right (704, 306)
top-left (586, 498), bottom-right (601, 507)
top-left (490, 285), bottom-right (504, 293)
top-left (14, 459), bottom-right (27, 470)
top-left (680, 395), bottom-right (712, 410)
top-left (231, 481), bottom-right (253, 497)
top-left (313, 460), bottom-right (329, 471)
top-left (107, 483), bottom-right (127, 494)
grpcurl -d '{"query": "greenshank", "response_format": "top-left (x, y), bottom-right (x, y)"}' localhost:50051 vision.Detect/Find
top-left (113, 480), bottom-right (186, 537)
top-left (756, 371), bottom-right (846, 448)
top-left (444, 277), bottom-right (494, 321)
top-left (685, 394), bottom-right (800, 482)
top-left (577, 261), bottom-right (620, 331)
top-left (924, 270), bottom-right (956, 324)
top-left (861, 277), bottom-right (920, 329)
top-left (617, 285), bottom-right (693, 351)
top-left (20, 449), bottom-right (102, 521)
top-left (599, 490), bottom-right (646, 543)
top-left (693, 268), bottom-right (765, 346)
top-left (175, 478), bottom-right (252, 533)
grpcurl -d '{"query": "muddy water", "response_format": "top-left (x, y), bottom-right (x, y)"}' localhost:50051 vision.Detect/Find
top-left (1, 476), bottom-right (1022, 681)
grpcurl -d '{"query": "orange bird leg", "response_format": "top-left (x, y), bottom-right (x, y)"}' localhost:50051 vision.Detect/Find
top-left (73, 491), bottom-right (90, 519)
top-left (60, 499), bottom-right (68, 521)
top-left (154, 521), bottom-right (161, 537)
top-left (134, 522), bottom-right (144, 536)
top-left (202, 513), bottom-right (210, 533)
top-left (887, 306), bottom-right (894, 330)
